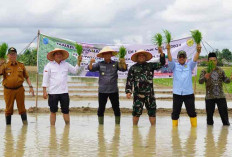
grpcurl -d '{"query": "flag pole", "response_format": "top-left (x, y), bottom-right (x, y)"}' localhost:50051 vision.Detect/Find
top-left (35, 30), bottom-right (40, 109)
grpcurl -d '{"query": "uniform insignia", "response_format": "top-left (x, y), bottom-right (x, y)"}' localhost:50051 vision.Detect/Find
top-left (102, 72), bottom-right (105, 75)
top-left (113, 64), bottom-right (115, 67)
top-left (184, 65), bottom-right (187, 68)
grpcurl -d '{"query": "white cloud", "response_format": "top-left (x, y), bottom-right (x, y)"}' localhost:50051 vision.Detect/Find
top-left (159, 0), bottom-right (232, 22)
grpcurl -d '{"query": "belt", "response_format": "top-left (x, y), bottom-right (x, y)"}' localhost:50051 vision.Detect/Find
top-left (4, 85), bottom-right (23, 90)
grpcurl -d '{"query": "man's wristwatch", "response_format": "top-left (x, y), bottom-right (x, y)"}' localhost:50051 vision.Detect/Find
top-left (29, 85), bottom-right (33, 88)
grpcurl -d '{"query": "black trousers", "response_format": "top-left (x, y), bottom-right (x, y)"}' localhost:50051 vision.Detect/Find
top-left (98, 92), bottom-right (121, 117)
top-left (205, 98), bottom-right (230, 125)
top-left (172, 94), bottom-right (197, 120)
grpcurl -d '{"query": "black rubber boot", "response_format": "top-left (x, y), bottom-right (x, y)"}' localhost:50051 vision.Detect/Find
top-left (6, 115), bottom-right (11, 125)
top-left (98, 116), bottom-right (104, 125)
top-left (115, 116), bottom-right (120, 125)
top-left (21, 113), bottom-right (28, 125)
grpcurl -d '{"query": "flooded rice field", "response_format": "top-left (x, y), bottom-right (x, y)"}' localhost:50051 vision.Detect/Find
top-left (0, 113), bottom-right (232, 157)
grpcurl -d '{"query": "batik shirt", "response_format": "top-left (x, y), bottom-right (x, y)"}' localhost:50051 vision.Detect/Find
top-left (199, 67), bottom-right (230, 99)
top-left (125, 55), bottom-right (165, 96)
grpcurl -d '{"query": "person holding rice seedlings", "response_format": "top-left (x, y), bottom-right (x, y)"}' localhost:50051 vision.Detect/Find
top-left (167, 30), bottom-right (202, 127)
top-left (42, 48), bottom-right (82, 125)
top-left (125, 48), bottom-right (165, 126)
top-left (88, 46), bottom-right (127, 125)
top-left (0, 47), bottom-right (34, 125)
top-left (199, 52), bottom-right (230, 125)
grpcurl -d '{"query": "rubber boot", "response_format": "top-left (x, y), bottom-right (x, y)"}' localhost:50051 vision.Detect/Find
top-left (115, 116), bottom-right (120, 125)
top-left (172, 120), bottom-right (178, 127)
top-left (190, 117), bottom-right (197, 127)
top-left (98, 116), bottom-right (104, 125)
top-left (6, 115), bottom-right (11, 125)
top-left (21, 113), bottom-right (28, 125)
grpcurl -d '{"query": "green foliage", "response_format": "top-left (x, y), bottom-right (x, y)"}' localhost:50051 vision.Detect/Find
top-left (0, 42), bottom-right (8, 58)
top-left (75, 43), bottom-right (83, 56)
top-left (191, 30), bottom-right (202, 44)
top-left (18, 48), bottom-right (37, 66)
top-left (118, 46), bottom-right (126, 58)
top-left (152, 33), bottom-right (163, 47)
top-left (163, 30), bottom-right (172, 44)
top-left (207, 60), bottom-right (216, 73)
top-left (221, 48), bottom-right (232, 61)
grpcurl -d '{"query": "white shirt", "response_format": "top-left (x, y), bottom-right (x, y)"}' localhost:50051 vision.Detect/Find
top-left (42, 61), bottom-right (80, 94)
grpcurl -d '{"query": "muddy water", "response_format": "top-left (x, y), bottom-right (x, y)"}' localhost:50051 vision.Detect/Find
top-left (0, 114), bottom-right (232, 157)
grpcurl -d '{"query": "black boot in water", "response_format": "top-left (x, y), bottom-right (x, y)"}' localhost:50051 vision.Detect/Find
top-left (6, 115), bottom-right (11, 125)
top-left (21, 113), bottom-right (28, 125)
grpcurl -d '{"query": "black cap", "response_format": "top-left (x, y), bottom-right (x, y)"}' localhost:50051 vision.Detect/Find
top-left (177, 50), bottom-right (187, 58)
top-left (8, 47), bottom-right (17, 54)
top-left (208, 52), bottom-right (217, 60)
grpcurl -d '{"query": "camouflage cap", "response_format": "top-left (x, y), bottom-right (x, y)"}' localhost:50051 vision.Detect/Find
top-left (8, 47), bottom-right (17, 54)
top-left (177, 50), bottom-right (186, 58)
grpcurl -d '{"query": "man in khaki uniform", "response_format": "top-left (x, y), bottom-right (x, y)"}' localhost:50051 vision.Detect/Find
top-left (0, 47), bottom-right (34, 125)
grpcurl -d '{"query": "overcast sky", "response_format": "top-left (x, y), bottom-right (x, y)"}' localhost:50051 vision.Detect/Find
top-left (0, 0), bottom-right (231, 55)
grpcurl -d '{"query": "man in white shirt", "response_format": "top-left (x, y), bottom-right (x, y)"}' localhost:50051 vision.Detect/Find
top-left (42, 48), bottom-right (82, 125)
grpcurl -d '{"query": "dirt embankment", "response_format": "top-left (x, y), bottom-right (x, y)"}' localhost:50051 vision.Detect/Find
top-left (1, 107), bottom-right (232, 115)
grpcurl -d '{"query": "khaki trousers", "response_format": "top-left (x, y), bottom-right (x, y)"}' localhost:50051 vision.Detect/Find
top-left (4, 86), bottom-right (26, 116)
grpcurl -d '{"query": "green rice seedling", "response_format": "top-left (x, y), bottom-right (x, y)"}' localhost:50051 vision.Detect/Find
top-left (152, 33), bottom-right (163, 47)
top-left (118, 46), bottom-right (126, 59)
top-left (75, 43), bottom-right (83, 56)
top-left (191, 30), bottom-right (202, 44)
top-left (163, 30), bottom-right (172, 44)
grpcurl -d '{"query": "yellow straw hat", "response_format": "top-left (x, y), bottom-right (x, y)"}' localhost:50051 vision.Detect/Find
top-left (97, 46), bottom-right (117, 58)
top-left (47, 48), bottom-right (69, 61)
top-left (131, 49), bottom-right (152, 62)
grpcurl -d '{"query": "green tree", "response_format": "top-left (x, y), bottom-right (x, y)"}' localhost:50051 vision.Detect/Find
top-left (221, 49), bottom-right (232, 61)
top-left (18, 48), bottom-right (37, 66)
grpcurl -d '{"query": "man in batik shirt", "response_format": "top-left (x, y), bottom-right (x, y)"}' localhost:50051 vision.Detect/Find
top-left (199, 52), bottom-right (230, 125)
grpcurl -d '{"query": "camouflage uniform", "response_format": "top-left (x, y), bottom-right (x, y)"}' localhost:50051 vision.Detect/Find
top-left (125, 55), bottom-right (165, 117)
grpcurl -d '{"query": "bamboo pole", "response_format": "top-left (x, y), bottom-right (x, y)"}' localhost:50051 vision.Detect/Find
top-left (35, 30), bottom-right (40, 109)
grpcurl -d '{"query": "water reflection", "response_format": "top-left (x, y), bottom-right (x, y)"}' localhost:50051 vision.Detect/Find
top-left (4, 126), bottom-right (28, 157)
top-left (109, 126), bottom-right (120, 156)
top-left (172, 127), bottom-right (197, 157)
top-left (172, 128), bottom-right (183, 156)
top-left (131, 126), bottom-right (157, 157)
top-left (60, 125), bottom-right (70, 156)
top-left (97, 125), bottom-right (107, 157)
top-left (49, 126), bottom-right (58, 156)
top-left (205, 126), bottom-right (229, 157)
top-left (4, 126), bottom-right (14, 157)
top-left (184, 128), bottom-right (197, 156)
top-left (145, 127), bottom-right (156, 157)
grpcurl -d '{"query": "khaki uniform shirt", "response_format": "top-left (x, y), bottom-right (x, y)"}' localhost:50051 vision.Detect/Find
top-left (0, 61), bottom-right (29, 88)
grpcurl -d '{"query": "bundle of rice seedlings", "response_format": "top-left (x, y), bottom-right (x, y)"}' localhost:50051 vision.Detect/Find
top-left (152, 33), bottom-right (163, 47)
top-left (191, 30), bottom-right (202, 44)
top-left (118, 46), bottom-right (126, 59)
top-left (0, 43), bottom-right (8, 59)
top-left (163, 30), bottom-right (172, 44)
top-left (75, 43), bottom-right (83, 56)
top-left (207, 60), bottom-right (216, 73)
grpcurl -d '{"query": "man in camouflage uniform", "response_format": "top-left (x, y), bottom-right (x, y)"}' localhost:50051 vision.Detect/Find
top-left (199, 52), bottom-right (230, 125)
top-left (125, 48), bottom-right (165, 125)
